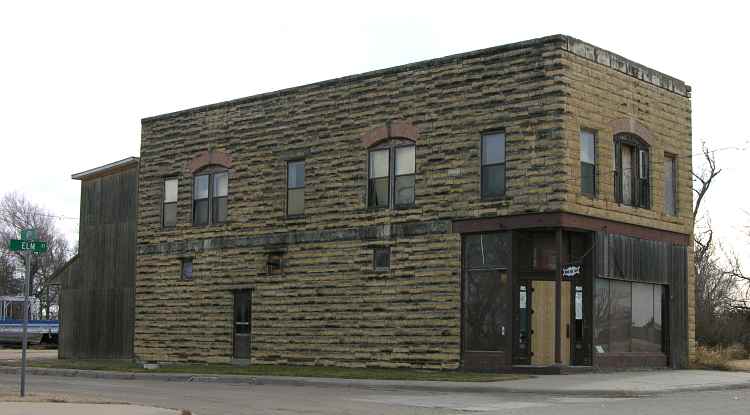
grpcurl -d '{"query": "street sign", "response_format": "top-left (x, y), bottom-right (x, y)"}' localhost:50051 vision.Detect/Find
top-left (19, 229), bottom-right (37, 241)
top-left (8, 239), bottom-right (48, 253)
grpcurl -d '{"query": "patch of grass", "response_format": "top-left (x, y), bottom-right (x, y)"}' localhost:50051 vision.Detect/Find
top-left (27, 359), bottom-right (526, 382)
top-left (692, 344), bottom-right (749, 371)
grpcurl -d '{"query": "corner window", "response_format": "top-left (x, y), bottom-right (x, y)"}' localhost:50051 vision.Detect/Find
top-left (181, 258), bottom-right (193, 281)
top-left (193, 170), bottom-right (228, 226)
top-left (163, 178), bottom-right (178, 227)
top-left (664, 154), bottom-right (677, 216)
top-left (367, 142), bottom-right (416, 209)
top-left (287, 161), bottom-right (305, 216)
top-left (481, 132), bottom-right (505, 199)
top-left (373, 247), bottom-right (390, 272)
top-left (580, 130), bottom-right (596, 196)
top-left (614, 135), bottom-right (649, 208)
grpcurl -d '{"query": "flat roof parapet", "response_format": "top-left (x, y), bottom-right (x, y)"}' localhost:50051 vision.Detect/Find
top-left (142, 34), bottom-right (690, 123)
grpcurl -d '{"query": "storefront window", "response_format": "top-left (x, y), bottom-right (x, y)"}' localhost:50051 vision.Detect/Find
top-left (594, 278), bottom-right (665, 354)
top-left (464, 233), bottom-right (509, 269)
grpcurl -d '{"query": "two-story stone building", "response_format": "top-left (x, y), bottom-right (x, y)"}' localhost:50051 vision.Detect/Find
top-left (135, 35), bottom-right (693, 370)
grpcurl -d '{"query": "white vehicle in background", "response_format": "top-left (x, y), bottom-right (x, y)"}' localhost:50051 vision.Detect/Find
top-left (0, 296), bottom-right (58, 344)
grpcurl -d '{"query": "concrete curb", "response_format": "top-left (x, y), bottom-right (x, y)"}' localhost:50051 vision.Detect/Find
top-left (2, 366), bottom-right (750, 398)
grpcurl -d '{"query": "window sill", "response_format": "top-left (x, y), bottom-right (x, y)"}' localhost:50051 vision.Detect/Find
top-left (191, 222), bottom-right (230, 228)
top-left (394, 204), bottom-right (418, 211)
top-left (480, 195), bottom-right (509, 203)
top-left (285, 214), bottom-right (306, 220)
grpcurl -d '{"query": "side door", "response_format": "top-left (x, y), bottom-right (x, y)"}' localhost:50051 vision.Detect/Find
top-left (462, 233), bottom-right (513, 370)
top-left (233, 290), bottom-right (251, 360)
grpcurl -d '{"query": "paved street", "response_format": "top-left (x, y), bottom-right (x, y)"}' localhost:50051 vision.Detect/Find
top-left (1, 373), bottom-right (749, 415)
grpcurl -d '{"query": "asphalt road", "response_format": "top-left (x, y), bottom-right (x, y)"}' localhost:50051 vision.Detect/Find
top-left (1, 373), bottom-right (749, 415)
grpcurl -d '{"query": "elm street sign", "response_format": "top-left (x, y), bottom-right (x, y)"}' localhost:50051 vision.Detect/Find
top-left (6, 229), bottom-right (47, 397)
top-left (9, 239), bottom-right (48, 253)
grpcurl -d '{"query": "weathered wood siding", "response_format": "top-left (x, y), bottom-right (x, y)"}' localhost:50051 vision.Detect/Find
top-left (60, 165), bottom-right (138, 359)
top-left (595, 231), bottom-right (689, 367)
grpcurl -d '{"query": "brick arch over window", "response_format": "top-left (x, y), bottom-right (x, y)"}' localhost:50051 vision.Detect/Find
top-left (609, 118), bottom-right (654, 146)
top-left (361, 120), bottom-right (419, 148)
top-left (187, 149), bottom-right (234, 174)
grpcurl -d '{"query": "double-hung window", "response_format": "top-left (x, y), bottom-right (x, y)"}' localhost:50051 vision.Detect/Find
top-left (394, 146), bottom-right (415, 207)
top-left (287, 161), bottom-right (305, 216)
top-left (162, 178), bottom-right (178, 227)
top-left (664, 154), bottom-right (677, 216)
top-left (368, 143), bottom-right (416, 208)
top-left (193, 170), bottom-right (228, 226)
top-left (481, 132), bottom-right (505, 198)
top-left (580, 130), bottom-right (596, 196)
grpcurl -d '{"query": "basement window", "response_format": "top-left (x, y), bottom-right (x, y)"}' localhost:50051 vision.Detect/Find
top-left (181, 258), bottom-right (193, 281)
top-left (373, 247), bottom-right (390, 272)
top-left (267, 252), bottom-right (283, 274)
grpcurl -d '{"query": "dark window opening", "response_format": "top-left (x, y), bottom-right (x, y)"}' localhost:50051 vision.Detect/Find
top-left (267, 252), bottom-right (283, 274)
top-left (481, 132), bottom-right (506, 199)
top-left (163, 178), bottom-right (178, 227)
top-left (664, 154), bottom-right (677, 216)
top-left (287, 160), bottom-right (305, 216)
top-left (181, 258), bottom-right (193, 281)
top-left (580, 130), bottom-right (596, 196)
top-left (518, 231), bottom-right (558, 272)
top-left (373, 247), bottom-right (390, 271)
top-left (614, 135), bottom-right (650, 208)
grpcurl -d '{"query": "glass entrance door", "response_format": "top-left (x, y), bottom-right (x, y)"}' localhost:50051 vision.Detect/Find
top-left (233, 290), bottom-right (251, 360)
top-left (463, 269), bottom-right (511, 369)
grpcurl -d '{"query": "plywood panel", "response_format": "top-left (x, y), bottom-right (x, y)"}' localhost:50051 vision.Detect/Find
top-left (560, 281), bottom-right (571, 365)
top-left (531, 281), bottom-right (555, 365)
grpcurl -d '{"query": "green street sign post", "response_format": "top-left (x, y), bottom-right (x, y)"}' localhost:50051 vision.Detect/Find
top-left (7, 229), bottom-right (47, 397)
top-left (9, 239), bottom-right (48, 253)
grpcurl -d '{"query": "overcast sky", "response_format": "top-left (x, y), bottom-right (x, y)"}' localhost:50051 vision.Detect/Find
top-left (1, 1), bottom-right (748, 263)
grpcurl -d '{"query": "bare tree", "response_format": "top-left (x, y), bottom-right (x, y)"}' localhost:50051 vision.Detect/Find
top-left (0, 250), bottom-right (20, 295)
top-left (692, 143), bottom-right (749, 345)
top-left (0, 192), bottom-right (71, 318)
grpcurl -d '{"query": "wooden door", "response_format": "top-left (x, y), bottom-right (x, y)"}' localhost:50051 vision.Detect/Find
top-left (531, 281), bottom-right (556, 365)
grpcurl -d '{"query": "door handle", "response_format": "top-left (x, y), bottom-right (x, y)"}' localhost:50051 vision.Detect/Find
top-left (498, 324), bottom-right (506, 336)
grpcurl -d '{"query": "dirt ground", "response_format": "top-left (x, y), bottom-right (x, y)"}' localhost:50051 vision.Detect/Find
top-left (0, 346), bottom-right (57, 362)
top-left (729, 360), bottom-right (750, 371)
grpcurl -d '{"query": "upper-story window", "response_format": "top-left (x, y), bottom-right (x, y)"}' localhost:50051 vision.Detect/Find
top-left (580, 130), bottom-right (596, 196)
top-left (614, 134), bottom-right (649, 208)
top-left (367, 141), bottom-right (415, 208)
top-left (193, 169), bottom-right (228, 226)
top-left (664, 153), bottom-right (677, 216)
top-left (287, 160), bottom-right (305, 216)
top-left (162, 178), bottom-right (178, 228)
top-left (481, 132), bottom-right (506, 199)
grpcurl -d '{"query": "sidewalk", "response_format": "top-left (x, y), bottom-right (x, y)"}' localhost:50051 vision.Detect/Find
top-left (2, 365), bottom-right (750, 397)
top-left (2, 402), bottom-right (178, 415)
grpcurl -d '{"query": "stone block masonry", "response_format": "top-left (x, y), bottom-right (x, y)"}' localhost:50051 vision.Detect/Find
top-left (136, 35), bottom-right (693, 368)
